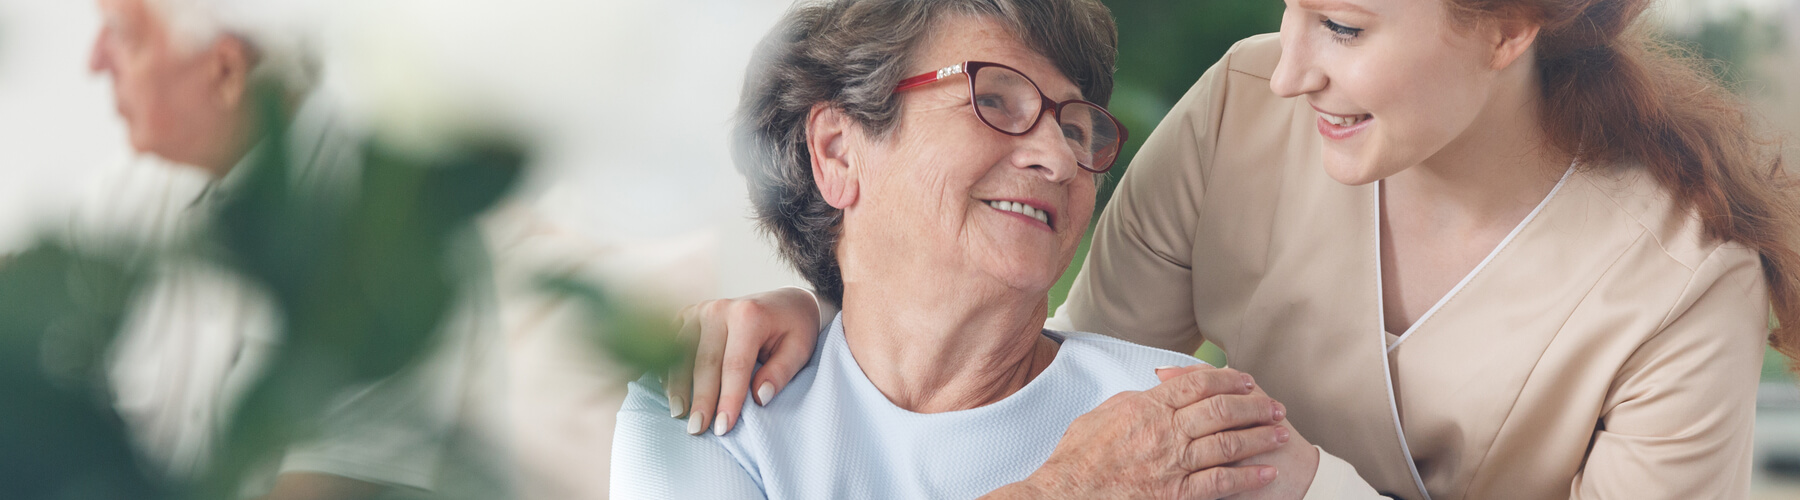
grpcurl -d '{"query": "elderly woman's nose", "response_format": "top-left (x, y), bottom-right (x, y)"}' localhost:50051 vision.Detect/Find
top-left (1013, 114), bottom-right (1083, 183)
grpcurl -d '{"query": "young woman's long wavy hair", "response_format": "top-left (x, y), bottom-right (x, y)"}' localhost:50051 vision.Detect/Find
top-left (1450, 0), bottom-right (1800, 370)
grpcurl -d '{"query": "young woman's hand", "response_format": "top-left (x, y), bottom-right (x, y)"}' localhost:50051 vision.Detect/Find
top-left (988, 367), bottom-right (1294, 500)
top-left (667, 287), bottom-right (824, 435)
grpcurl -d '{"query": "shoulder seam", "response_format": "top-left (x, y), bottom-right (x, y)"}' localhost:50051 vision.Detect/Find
top-left (1655, 245), bottom-right (1730, 331)
top-left (1227, 68), bottom-right (1271, 82)
top-left (1576, 172), bottom-right (1709, 274)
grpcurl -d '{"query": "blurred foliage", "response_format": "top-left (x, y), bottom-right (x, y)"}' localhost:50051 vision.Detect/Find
top-left (0, 245), bottom-right (164, 500)
top-left (1769, 346), bottom-right (1795, 383)
top-left (0, 80), bottom-right (529, 499)
top-left (202, 85), bottom-right (526, 498)
top-left (539, 276), bottom-right (689, 377)
top-left (1096, 0), bottom-right (1284, 208)
top-left (1667, 9), bottom-right (1786, 90)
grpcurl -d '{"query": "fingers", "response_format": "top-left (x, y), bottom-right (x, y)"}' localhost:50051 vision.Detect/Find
top-left (1155, 364), bottom-right (1209, 383)
top-left (675, 289), bottom-right (830, 437)
top-left (687, 302), bottom-right (730, 436)
top-left (750, 330), bottom-right (815, 407)
top-left (665, 309), bottom-right (699, 419)
top-left (1179, 465), bottom-right (1278, 500)
top-left (714, 302), bottom-right (772, 435)
top-left (747, 287), bottom-right (825, 407)
top-left (1144, 367), bottom-right (1255, 409)
top-left (1173, 394), bottom-right (1286, 439)
top-left (1179, 425), bottom-right (1290, 471)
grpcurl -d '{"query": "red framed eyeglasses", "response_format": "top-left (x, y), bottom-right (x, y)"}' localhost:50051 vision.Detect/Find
top-left (894, 61), bottom-right (1128, 173)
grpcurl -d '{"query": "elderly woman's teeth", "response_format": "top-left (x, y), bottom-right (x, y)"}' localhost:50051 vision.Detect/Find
top-left (1320, 112), bottom-right (1370, 127)
top-left (987, 200), bottom-right (1051, 226)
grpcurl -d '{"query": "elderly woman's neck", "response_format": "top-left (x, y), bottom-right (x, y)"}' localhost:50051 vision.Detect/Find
top-left (838, 284), bottom-right (1060, 414)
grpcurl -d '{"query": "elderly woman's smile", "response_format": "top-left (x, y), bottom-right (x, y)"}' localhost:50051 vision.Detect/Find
top-left (980, 198), bottom-right (1053, 229)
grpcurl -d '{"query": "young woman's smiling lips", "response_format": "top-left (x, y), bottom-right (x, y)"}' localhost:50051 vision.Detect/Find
top-left (1313, 104), bottom-right (1373, 141)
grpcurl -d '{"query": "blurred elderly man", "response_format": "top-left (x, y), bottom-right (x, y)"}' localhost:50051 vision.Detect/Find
top-left (85, 1), bottom-right (478, 499)
top-left (90, 0), bottom-right (313, 176)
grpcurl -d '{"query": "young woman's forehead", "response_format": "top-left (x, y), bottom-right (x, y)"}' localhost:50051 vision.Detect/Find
top-left (1296, 0), bottom-right (1377, 15)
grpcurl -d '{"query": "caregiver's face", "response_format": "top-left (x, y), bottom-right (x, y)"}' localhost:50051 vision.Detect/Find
top-left (1270, 0), bottom-right (1508, 185)
top-left (842, 14), bottom-right (1096, 294)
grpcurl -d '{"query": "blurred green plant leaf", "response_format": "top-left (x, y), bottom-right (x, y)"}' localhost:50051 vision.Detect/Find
top-left (538, 276), bottom-right (689, 376)
top-left (202, 82), bottom-right (525, 498)
top-left (1096, 0), bottom-right (1284, 208)
top-left (0, 245), bottom-right (167, 499)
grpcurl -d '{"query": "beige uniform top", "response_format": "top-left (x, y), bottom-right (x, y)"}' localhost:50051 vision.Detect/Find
top-left (1057, 34), bottom-right (1768, 499)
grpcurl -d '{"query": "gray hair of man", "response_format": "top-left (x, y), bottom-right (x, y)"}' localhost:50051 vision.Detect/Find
top-left (143, 0), bottom-right (320, 92)
top-left (733, 0), bottom-right (1118, 305)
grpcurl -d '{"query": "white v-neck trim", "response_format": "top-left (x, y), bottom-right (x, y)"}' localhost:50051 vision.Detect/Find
top-left (1370, 163), bottom-right (1573, 500)
top-left (1380, 165), bottom-right (1574, 353)
top-left (1371, 180), bottom-right (1433, 500)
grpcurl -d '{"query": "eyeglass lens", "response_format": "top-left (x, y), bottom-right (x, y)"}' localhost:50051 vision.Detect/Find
top-left (971, 64), bottom-right (1121, 171)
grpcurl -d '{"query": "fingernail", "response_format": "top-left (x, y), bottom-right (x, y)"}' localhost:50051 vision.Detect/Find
top-left (1154, 365), bottom-right (1179, 371)
top-left (1260, 467), bottom-right (1278, 482)
top-left (713, 413), bottom-right (729, 436)
top-left (1275, 426), bottom-right (1290, 444)
top-left (686, 413), bottom-right (705, 435)
top-left (757, 382), bottom-right (776, 406)
top-left (1242, 374), bottom-right (1255, 390)
top-left (670, 395), bottom-right (687, 419)
top-left (1272, 402), bottom-right (1286, 421)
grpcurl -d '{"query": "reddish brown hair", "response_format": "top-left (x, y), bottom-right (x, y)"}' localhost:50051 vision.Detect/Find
top-left (1448, 0), bottom-right (1800, 370)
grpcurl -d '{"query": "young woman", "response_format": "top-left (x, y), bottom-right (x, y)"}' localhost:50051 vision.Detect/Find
top-left (672, 0), bottom-right (1800, 497)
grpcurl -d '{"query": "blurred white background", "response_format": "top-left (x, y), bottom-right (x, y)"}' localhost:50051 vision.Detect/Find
top-left (0, 0), bottom-right (805, 298)
top-left (0, 4), bottom-right (805, 496)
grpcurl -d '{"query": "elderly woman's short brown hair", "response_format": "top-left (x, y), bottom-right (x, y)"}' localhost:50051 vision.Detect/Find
top-left (734, 0), bottom-right (1118, 304)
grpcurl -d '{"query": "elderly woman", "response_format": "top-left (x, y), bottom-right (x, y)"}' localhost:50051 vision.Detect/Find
top-left (610, 0), bottom-right (1316, 498)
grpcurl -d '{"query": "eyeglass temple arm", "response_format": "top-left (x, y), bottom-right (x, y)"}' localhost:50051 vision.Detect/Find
top-left (894, 63), bottom-right (967, 92)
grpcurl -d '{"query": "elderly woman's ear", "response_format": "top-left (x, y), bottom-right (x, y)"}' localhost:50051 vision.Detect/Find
top-left (806, 104), bottom-right (860, 209)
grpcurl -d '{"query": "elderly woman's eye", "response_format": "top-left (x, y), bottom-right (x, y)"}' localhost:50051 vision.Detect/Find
top-left (1062, 123), bottom-right (1090, 146)
top-left (975, 94), bottom-right (1008, 111)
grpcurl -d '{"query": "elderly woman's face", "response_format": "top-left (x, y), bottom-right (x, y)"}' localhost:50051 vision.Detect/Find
top-left (829, 15), bottom-right (1097, 298)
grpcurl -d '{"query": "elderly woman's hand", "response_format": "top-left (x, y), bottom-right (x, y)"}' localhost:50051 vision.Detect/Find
top-left (988, 367), bottom-right (1292, 500)
top-left (668, 287), bottom-right (823, 435)
top-left (1160, 366), bottom-right (1320, 500)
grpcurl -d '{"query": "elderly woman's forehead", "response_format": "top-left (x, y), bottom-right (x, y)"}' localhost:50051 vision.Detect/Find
top-left (915, 14), bottom-right (1084, 99)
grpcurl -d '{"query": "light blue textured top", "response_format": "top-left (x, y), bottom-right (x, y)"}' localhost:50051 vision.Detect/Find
top-left (611, 314), bottom-right (1206, 499)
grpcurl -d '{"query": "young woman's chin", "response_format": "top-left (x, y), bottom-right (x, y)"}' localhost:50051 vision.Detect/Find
top-left (1320, 151), bottom-right (1387, 187)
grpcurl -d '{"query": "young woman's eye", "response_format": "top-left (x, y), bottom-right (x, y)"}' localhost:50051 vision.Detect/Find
top-left (1320, 18), bottom-right (1364, 42)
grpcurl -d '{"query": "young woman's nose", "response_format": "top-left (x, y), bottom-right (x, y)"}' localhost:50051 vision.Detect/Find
top-left (1269, 13), bottom-right (1328, 98)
